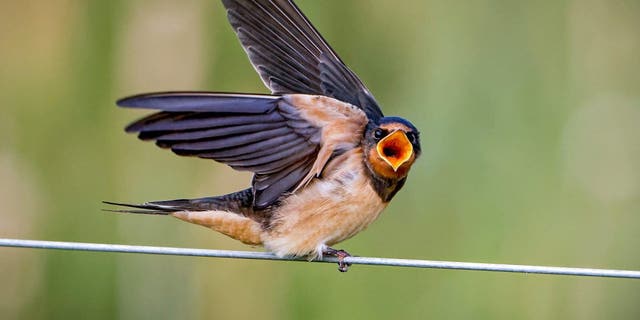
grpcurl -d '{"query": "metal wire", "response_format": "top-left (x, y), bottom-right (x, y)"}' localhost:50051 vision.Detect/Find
top-left (1, 238), bottom-right (639, 279)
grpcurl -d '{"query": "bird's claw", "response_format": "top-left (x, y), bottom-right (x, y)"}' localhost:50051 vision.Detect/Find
top-left (323, 247), bottom-right (352, 272)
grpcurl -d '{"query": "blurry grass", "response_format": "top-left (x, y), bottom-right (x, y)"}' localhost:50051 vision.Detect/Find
top-left (1, 0), bottom-right (639, 319)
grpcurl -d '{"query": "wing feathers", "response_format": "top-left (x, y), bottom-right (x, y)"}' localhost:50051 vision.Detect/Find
top-left (199, 134), bottom-right (299, 159)
top-left (252, 157), bottom-right (315, 208)
top-left (221, 0), bottom-right (384, 121)
top-left (170, 127), bottom-right (293, 153)
top-left (117, 92), bottom-right (278, 112)
top-left (120, 92), bottom-right (324, 209)
top-left (130, 112), bottom-right (286, 133)
top-left (117, 0), bottom-right (384, 209)
top-left (148, 122), bottom-right (285, 141)
top-left (230, 145), bottom-right (316, 172)
top-left (215, 137), bottom-right (306, 162)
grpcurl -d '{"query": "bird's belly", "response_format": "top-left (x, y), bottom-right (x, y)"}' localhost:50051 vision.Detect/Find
top-left (262, 153), bottom-right (387, 258)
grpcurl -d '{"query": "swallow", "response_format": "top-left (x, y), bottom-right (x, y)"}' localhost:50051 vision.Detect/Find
top-left (106, 0), bottom-right (421, 272)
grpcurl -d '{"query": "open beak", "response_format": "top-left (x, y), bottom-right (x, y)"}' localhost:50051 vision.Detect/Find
top-left (376, 130), bottom-right (414, 172)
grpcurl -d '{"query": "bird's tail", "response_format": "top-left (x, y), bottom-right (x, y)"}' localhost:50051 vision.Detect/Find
top-left (102, 199), bottom-right (197, 215)
top-left (103, 188), bottom-right (255, 215)
top-left (105, 189), bottom-right (264, 245)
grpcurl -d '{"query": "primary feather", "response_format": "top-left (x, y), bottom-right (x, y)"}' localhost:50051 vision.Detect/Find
top-left (118, 93), bottom-right (322, 209)
top-left (221, 0), bottom-right (384, 121)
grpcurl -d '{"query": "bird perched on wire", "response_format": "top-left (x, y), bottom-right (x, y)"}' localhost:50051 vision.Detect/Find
top-left (106, 0), bottom-right (421, 272)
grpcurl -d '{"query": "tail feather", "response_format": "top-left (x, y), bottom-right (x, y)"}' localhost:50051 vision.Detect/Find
top-left (102, 201), bottom-right (178, 215)
top-left (103, 188), bottom-right (256, 216)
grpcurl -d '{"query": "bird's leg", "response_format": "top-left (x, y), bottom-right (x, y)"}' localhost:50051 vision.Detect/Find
top-left (322, 247), bottom-right (352, 272)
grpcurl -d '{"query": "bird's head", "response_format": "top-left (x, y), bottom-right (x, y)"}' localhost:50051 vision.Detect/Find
top-left (363, 117), bottom-right (421, 180)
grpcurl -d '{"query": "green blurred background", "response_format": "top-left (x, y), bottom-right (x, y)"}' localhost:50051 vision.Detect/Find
top-left (1, 0), bottom-right (639, 319)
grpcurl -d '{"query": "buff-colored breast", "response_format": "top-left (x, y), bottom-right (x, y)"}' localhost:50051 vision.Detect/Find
top-left (262, 148), bottom-right (387, 258)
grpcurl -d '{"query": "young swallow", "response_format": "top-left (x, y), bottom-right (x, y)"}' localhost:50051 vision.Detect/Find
top-left (107, 0), bottom-right (421, 272)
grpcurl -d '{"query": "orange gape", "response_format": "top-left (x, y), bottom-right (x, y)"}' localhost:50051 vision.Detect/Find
top-left (107, 0), bottom-right (421, 272)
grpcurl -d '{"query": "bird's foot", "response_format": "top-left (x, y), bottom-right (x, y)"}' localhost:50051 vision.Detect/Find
top-left (323, 247), bottom-right (352, 272)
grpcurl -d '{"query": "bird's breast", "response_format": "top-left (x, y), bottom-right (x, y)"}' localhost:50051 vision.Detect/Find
top-left (262, 148), bottom-right (387, 258)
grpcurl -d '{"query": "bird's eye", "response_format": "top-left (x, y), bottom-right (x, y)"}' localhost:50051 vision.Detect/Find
top-left (373, 128), bottom-right (385, 140)
top-left (406, 132), bottom-right (417, 144)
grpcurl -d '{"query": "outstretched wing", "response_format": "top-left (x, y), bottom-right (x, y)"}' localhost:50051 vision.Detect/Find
top-left (221, 0), bottom-right (384, 122)
top-left (118, 92), bottom-right (322, 209)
